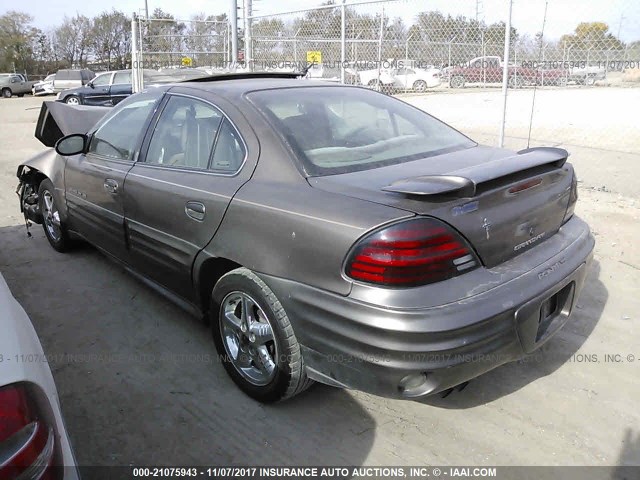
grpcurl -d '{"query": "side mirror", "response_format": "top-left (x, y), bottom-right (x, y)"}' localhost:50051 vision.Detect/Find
top-left (55, 134), bottom-right (88, 156)
top-left (87, 82), bottom-right (94, 88)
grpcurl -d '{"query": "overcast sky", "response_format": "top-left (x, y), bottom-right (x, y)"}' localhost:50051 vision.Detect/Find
top-left (5, 0), bottom-right (640, 42)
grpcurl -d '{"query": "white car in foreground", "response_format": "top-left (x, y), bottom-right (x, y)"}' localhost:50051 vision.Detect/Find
top-left (392, 67), bottom-right (441, 92)
top-left (0, 272), bottom-right (78, 479)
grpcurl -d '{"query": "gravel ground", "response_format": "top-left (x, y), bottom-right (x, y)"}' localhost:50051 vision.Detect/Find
top-left (0, 92), bottom-right (638, 470)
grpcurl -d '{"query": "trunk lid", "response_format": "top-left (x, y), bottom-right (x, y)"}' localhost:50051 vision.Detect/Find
top-left (309, 145), bottom-right (574, 267)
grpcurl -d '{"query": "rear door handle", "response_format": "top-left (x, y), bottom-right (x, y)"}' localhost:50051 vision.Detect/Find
top-left (104, 179), bottom-right (118, 194)
top-left (185, 201), bottom-right (206, 221)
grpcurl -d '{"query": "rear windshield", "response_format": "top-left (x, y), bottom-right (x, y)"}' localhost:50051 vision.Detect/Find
top-left (248, 86), bottom-right (474, 176)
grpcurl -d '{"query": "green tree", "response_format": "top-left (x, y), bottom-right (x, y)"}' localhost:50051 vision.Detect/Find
top-left (91, 10), bottom-right (131, 70)
top-left (561, 22), bottom-right (625, 51)
top-left (54, 14), bottom-right (92, 67)
top-left (0, 11), bottom-right (38, 73)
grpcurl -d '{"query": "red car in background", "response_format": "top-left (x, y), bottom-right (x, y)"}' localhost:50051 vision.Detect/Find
top-left (447, 56), bottom-right (568, 88)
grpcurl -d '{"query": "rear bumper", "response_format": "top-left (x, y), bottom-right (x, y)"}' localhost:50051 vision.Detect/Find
top-left (259, 215), bottom-right (595, 399)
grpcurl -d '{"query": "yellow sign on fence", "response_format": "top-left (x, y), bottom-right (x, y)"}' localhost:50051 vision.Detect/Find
top-left (306, 51), bottom-right (322, 64)
top-left (181, 57), bottom-right (193, 67)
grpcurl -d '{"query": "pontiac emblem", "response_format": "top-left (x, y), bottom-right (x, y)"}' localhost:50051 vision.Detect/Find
top-left (482, 218), bottom-right (491, 240)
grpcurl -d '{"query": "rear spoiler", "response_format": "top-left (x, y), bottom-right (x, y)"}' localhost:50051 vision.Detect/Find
top-left (35, 101), bottom-right (109, 147)
top-left (382, 147), bottom-right (568, 198)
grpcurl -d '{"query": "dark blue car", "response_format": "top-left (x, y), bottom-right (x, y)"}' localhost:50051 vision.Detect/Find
top-left (57, 70), bottom-right (137, 106)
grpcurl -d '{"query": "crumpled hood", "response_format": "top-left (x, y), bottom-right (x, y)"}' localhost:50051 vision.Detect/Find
top-left (35, 101), bottom-right (109, 147)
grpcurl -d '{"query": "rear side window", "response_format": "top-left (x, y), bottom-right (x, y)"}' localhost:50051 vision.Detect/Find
top-left (145, 96), bottom-right (223, 170)
top-left (249, 86), bottom-right (473, 176)
top-left (211, 120), bottom-right (246, 172)
top-left (56, 70), bottom-right (69, 80)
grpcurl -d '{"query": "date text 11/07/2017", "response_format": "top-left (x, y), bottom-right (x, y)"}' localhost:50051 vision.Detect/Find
top-left (130, 466), bottom-right (499, 478)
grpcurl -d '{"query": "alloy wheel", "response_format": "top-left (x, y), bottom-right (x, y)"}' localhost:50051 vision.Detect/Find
top-left (41, 190), bottom-right (62, 242)
top-left (220, 291), bottom-right (278, 386)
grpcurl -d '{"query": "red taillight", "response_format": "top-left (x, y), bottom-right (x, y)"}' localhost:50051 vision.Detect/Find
top-left (345, 218), bottom-right (479, 287)
top-left (0, 384), bottom-right (30, 441)
top-left (0, 383), bottom-right (57, 480)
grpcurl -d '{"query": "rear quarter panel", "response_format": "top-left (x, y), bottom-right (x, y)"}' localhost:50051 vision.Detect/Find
top-left (207, 179), bottom-right (412, 295)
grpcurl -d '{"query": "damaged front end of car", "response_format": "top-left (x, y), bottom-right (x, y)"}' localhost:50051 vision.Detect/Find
top-left (16, 101), bottom-right (109, 237)
top-left (16, 166), bottom-right (44, 236)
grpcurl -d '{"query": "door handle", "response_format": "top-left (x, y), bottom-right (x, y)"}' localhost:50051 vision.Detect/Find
top-left (104, 179), bottom-right (118, 194)
top-left (185, 201), bottom-right (205, 221)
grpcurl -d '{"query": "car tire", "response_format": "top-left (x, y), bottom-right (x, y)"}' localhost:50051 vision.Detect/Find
top-left (413, 80), bottom-right (428, 92)
top-left (367, 79), bottom-right (380, 90)
top-left (556, 76), bottom-right (568, 87)
top-left (585, 75), bottom-right (596, 86)
top-left (449, 75), bottom-right (465, 88)
top-left (38, 179), bottom-right (71, 252)
top-left (211, 268), bottom-right (313, 403)
top-left (2, 88), bottom-right (12, 98)
top-left (508, 75), bottom-right (524, 88)
top-left (65, 95), bottom-right (80, 105)
top-left (17, 93), bottom-right (24, 97)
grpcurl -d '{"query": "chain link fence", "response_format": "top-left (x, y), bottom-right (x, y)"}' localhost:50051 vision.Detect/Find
top-left (131, 15), bottom-right (232, 91)
top-left (130, 0), bottom-right (640, 196)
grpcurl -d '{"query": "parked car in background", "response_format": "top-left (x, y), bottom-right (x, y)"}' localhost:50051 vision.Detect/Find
top-left (53, 69), bottom-right (94, 92)
top-left (568, 65), bottom-right (606, 85)
top-left (58, 70), bottom-right (133, 106)
top-left (305, 63), bottom-right (358, 84)
top-left (447, 56), bottom-right (567, 88)
top-left (0, 73), bottom-right (36, 98)
top-left (0, 271), bottom-right (78, 479)
top-left (32, 74), bottom-right (56, 96)
top-left (17, 73), bottom-right (594, 403)
top-left (353, 67), bottom-right (396, 90)
top-left (392, 66), bottom-right (441, 92)
top-left (57, 69), bottom-right (165, 106)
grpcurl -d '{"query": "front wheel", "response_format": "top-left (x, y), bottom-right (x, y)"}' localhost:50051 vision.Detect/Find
top-left (367, 79), bottom-right (380, 90)
top-left (65, 95), bottom-right (80, 105)
top-left (211, 268), bottom-right (313, 402)
top-left (38, 179), bottom-right (71, 252)
top-left (585, 75), bottom-right (596, 86)
top-left (449, 75), bottom-right (465, 88)
top-left (413, 80), bottom-right (428, 92)
top-left (508, 75), bottom-right (524, 88)
top-left (2, 88), bottom-right (12, 98)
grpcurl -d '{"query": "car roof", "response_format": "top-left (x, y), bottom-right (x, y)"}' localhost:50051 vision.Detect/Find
top-left (175, 74), bottom-right (345, 97)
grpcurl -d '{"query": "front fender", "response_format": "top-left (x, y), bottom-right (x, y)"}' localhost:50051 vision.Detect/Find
top-left (17, 148), bottom-right (63, 183)
top-left (17, 149), bottom-right (68, 224)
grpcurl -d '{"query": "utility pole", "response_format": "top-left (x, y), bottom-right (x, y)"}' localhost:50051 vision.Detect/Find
top-left (498, 0), bottom-right (513, 148)
top-left (144, 0), bottom-right (149, 19)
top-left (243, 0), bottom-right (252, 69)
top-left (231, 0), bottom-right (238, 63)
top-left (475, 0), bottom-right (483, 23)
top-left (617, 13), bottom-right (625, 39)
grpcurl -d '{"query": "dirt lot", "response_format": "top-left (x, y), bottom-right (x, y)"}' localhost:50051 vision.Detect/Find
top-left (0, 91), bottom-right (639, 469)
